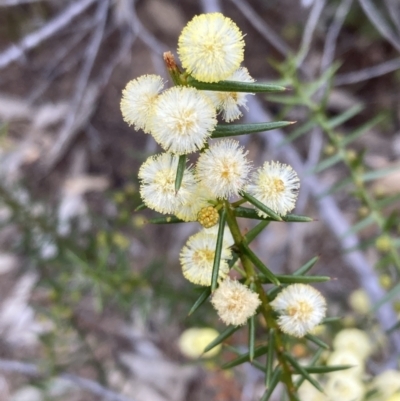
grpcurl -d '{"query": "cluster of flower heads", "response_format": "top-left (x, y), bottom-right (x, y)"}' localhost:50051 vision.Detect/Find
top-left (121, 13), bottom-right (316, 330)
top-left (298, 328), bottom-right (400, 401)
top-left (121, 12), bottom-right (300, 219)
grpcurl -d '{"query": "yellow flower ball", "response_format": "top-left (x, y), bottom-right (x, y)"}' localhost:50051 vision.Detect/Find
top-left (178, 327), bottom-right (221, 359)
top-left (178, 13), bottom-right (244, 83)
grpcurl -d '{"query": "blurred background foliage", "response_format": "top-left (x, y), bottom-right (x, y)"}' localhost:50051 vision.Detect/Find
top-left (0, 0), bottom-right (400, 400)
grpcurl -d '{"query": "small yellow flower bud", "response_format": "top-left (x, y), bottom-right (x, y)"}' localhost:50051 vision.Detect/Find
top-left (198, 206), bottom-right (219, 228)
top-left (112, 233), bottom-right (130, 250)
top-left (380, 274), bottom-right (392, 289)
top-left (113, 192), bottom-right (125, 204)
top-left (346, 149), bottom-right (357, 162)
top-left (323, 144), bottom-right (336, 156)
top-left (348, 289), bottom-right (370, 315)
top-left (132, 215), bottom-right (146, 228)
top-left (358, 206), bottom-right (369, 218)
top-left (376, 235), bottom-right (391, 253)
top-left (374, 186), bottom-right (386, 198)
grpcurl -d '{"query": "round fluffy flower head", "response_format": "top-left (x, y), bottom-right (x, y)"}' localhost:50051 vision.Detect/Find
top-left (178, 13), bottom-right (244, 83)
top-left (180, 227), bottom-right (233, 286)
top-left (205, 67), bottom-right (254, 122)
top-left (348, 289), bottom-right (370, 315)
top-left (325, 375), bottom-right (365, 401)
top-left (178, 327), bottom-right (221, 359)
top-left (211, 278), bottom-right (261, 326)
top-left (150, 86), bottom-right (217, 155)
top-left (270, 284), bottom-right (326, 338)
top-left (120, 74), bottom-right (164, 133)
top-left (333, 328), bottom-right (372, 361)
top-left (247, 161), bottom-right (300, 217)
top-left (196, 139), bottom-right (252, 199)
top-left (327, 350), bottom-right (364, 378)
top-left (138, 153), bottom-right (196, 214)
top-left (371, 370), bottom-right (400, 399)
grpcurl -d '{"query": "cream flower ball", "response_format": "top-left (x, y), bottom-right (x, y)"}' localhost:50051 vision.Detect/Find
top-left (204, 67), bottom-right (255, 122)
top-left (196, 139), bottom-right (252, 199)
top-left (178, 327), bottom-right (221, 359)
top-left (333, 328), bottom-right (373, 361)
top-left (178, 13), bottom-right (245, 83)
top-left (246, 161), bottom-right (300, 217)
top-left (325, 375), bottom-right (365, 401)
top-left (120, 74), bottom-right (164, 133)
top-left (138, 153), bottom-right (197, 215)
top-left (270, 284), bottom-right (326, 338)
top-left (180, 226), bottom-right (233, 286)
top-left (211, 278), bottom-right (261, 326)
top-left (149, 86), bottom-right (217, 155)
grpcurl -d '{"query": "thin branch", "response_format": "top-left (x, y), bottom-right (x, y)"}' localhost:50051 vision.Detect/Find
top-left (44, 0), bottom-right (109, 171)
top-left (0, 0), bottom-right (97, 70)
top-left (358, 0), bottom-right (400, 53)
top-left (335, 57), bottom-right (400, 85)
top-left (0, 358), bottom-right (136, 401)
top-left (200, 0), bottom-right (221, 13)
top-left (384, 0), bottom-right (400, 36)
top-left (0, 0), bottom-right (46, 5)
top-left (28, 22), bottom-right (94, 102)
top-left (320, 0), bottom-right (353, 73)
top-left (131, 3), bottom-right (168, 56)
top-left (228, 0), bottom-right (292, 57)
top-left (297, 0), bottom-right (327, 67)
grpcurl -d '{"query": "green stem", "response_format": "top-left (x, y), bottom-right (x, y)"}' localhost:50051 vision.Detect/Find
top-left (224, 201), bottom-right (297, 400)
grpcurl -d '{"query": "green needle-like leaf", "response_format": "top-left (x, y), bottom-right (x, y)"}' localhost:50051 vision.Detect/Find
top-left (234, 207), bottom-right (274, 220)
top-left (283, 214), bottom-right (314, 223)
top-left (240, 192), bottom-right (283, 221)
top-left (188, 287), bottom-right (211, 316)
top-left (134, 203), bottom-right (147, 212)
top-left (265, 329), bottom-right (275, 388)
top-left (293, 256), bottom-right (319, 276)
top-left (284, 352), bottom-right (324, 392)
top-left (304, 333), bottom-right (330, 349)
top-left (221, 345), bottom-right (268, 369)
top-left (211, 208), bottom-right (227, 292)
top-left (249, 316), bottom-right (256, 361)
top-left (187, 76), bottom-right (286, 92)
top-left (234, 207), bottom-right (313, 222)
top-left (203, 326), bottom-right (241, 353)
top-left (371, 282), bottom-right (400, 313)
top-left (295, 348), bottom-right (323, 388)
top-left (308, 153), bottom-right (342, 175)
top-left (241, 243), bottom-right (280, 285)
top-left (260, 274), bottom-right (330, 284)
top-left (175, 154), bottom-right (186, 192)
top-left (305, 365), bottom-right (353, 374)
top-left (244, 220), bottom-right (270, 243)
top-left (342, 114), bottom-right (385, 146)
top-left (261, 367), bottom-right (282, 401)
top-left (212, 121), bottom-right (294, 138)
top-left (341, 214), bottom-right (374, 238)
top-left (147, 215), bottom-right (185, 224)
top-left (326, 104), bottom-right (364, 129)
